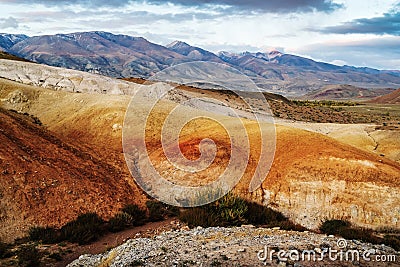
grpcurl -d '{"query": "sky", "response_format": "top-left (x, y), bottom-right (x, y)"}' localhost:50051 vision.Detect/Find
top-left (0, 0), bottom-right (399, 70)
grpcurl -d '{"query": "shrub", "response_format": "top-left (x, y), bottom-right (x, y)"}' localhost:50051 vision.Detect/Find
top-left (273, 221), bottom-right (307, 232)
top-left (121, 204), bottom-right (147, 226)
top-left (28, 226), bottom-right (60, 244)
top-left (180, 194), bottom-right (248, 227)
top-left (179, 193), bottom-right (304, 231)
top-left (320, 219), bottom-right (386, 246)
top-left (108, 212), bottom-right (134, 233)
top-left (319, 219), bottom-right (351, 235)
top-left (214, 194), bottom-right (247, 226)
top-left (60, 213), bottom-right (105, 245)
top-left (337, 227), bottom-right (381, 244)
top-left (16, 243), bottom-right (41, 267)
top-left (179, 207), bottom-right (219, 228)
top-left (146, 200), bottom-right (179, 222)
top-left (48, 252), bottom-right (63, 261)
top-left (245, 201), bottom-right (285, 226)
top-left (383, 235), bottom-right (400, 251)
top-left (0, 241), bottom-right (10, 259)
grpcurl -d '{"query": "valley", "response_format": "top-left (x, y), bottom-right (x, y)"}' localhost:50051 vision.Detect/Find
top-left (0, 41), bottom-right (399, 266)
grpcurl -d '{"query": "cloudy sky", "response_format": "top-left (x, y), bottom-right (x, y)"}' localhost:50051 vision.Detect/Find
top-left (0, 0), bottom-right (399, 69)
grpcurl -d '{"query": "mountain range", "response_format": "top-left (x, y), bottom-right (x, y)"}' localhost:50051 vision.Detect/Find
top-left (1, 31), bottom-right (400, 96)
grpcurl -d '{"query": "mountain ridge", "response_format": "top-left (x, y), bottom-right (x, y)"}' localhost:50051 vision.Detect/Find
top-left (1, 31), bottom-right (400, 96)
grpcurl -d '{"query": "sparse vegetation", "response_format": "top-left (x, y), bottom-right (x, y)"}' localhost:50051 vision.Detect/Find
top-left (245, 201), bottom-right (285, 225)
top-left (320, 219), bottom-right (400, 251)
top-left (267, 98), bottom-right (400, 124)
top-left (0, 241), bottom-right (10, 259)
top-left (319, 219), bottom-right (351, 235)
top-left (121, 204), bottom-right (147, 226)
top-left (179, 193), bottom-right (303, 231)
top-left (291, 100), bottom-right (361, 107)
top-left (16, 243), bottom-right (41, 267)
top-left (108, 212), bottom-right (136, 233)
top-left (28, 226), bottom-right (60, 244)
top-left (26, 201), bottom-right (179, 247)
top-left (146, 200), bottom-right (180, 222)
top-left (60, 213), bottom-right (105, 245)
top-left (383, 235), bottom-right (400, 251)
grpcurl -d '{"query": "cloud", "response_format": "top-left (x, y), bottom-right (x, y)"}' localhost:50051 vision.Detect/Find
top-left (14, 9), bottom-right (218, 27)
top-left (0, 0), bottom-right (131, 8)
top-left (291, 36), bottom-right (400, 70)
top-left (319, 3), bottom-right (400, 35)
top-left (0, 0), bottom-right (343, 13)
top-left (147, 0), bottom-right (343, 13)
top-left (0, 17), bottom-right (19, 29)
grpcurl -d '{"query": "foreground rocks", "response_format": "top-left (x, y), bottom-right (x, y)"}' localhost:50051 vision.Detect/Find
top-left (68, 226), bottom-right (399, 266)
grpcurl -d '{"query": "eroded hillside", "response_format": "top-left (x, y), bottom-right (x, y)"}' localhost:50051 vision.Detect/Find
top-left (0, 108), bottom-right (146, 243)
top-left (1, 77), bottom-right (399, 235)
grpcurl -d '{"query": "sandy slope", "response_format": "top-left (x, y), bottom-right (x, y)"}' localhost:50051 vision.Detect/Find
top-left (275, 119), bottom-right (400, 163)
top-left (0, 77), bottom-right (399, 239)
top-left (367, 88), bottom-right (400, 104)
top-left (0, 108), bottom-right (146, 243)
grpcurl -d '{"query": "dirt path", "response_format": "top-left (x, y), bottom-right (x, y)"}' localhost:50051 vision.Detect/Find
top-left (56, 218), bottom-right (181, 267)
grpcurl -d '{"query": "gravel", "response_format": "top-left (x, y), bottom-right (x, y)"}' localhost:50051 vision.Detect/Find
top-left (68, 225), bottom-right (399, 266)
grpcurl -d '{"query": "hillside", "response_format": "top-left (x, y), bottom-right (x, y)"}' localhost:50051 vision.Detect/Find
top-left (166, 40), bottom-right (224, 62)
top-left (0, 58), bottom-right (140, 95)
top-left (0, 33), bottom-right (28, 51)
top-left (2, 31), bottom-right (400, 96)
top-left (7, 31), bottom-right (188, 77)
top-left (367, 88), bottom-right (400, 104)
top-left (303, 84), bottom-right (394, 100)
top-left (1, 75), bottom-right (399, 234)
top-left (0, 108), bottom-right (146, 243)
top-left (0, 51), bottom-right (30, 62)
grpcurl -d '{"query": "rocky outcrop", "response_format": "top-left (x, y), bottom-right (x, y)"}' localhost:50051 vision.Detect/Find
top-left (263, 179), bottom-right (400, 230)
top-left (251, 127), bottom-right (400, 231)
top-left (68, 226), bottom-right (399, 266)
top-left (0, 59), bottom-right (140, 95)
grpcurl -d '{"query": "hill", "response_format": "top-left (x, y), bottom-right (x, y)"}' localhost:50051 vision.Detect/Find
top-left (1, 74), bottom-right (399, 233)
top-left (367, 88), bottom-right (400, 104)
top-left (303, 84), bottom-right (394, 100)
top-left (0, 51), bottom-right (30, 62)
top-left (0, 108), bottom-right (145, 243)
top-left (167, 40), bottom-right (223, 62)
top-left (7, 31), bottom-right (188, 77)
top-left (2, 31), bottom-right (400, 96)
top-left (0, 33), bottom-right (28, 51)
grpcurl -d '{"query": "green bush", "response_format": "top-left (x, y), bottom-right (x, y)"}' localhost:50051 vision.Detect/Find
top-left (319, 219), bottom-right (351, 235)
top-left (179, 193), bottom-right (301, 230)
top-left (214, 194), bottom-right (248, 226)
top-left (60, 213), bottom-right (105, 245)
top-left (121, 204), bottom-right (147, 226)
top-left (179, 193), bottom-right (248, 227)
top-left (108, 212), bottom-right (135, 232)
top-left (16, 243), bottom-right (41, 267)
top-left (28, 226), bottom-right (60, 244)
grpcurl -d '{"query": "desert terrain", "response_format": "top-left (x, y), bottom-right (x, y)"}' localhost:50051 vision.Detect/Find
top-left (0, 54), bottom-right (399, 266)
